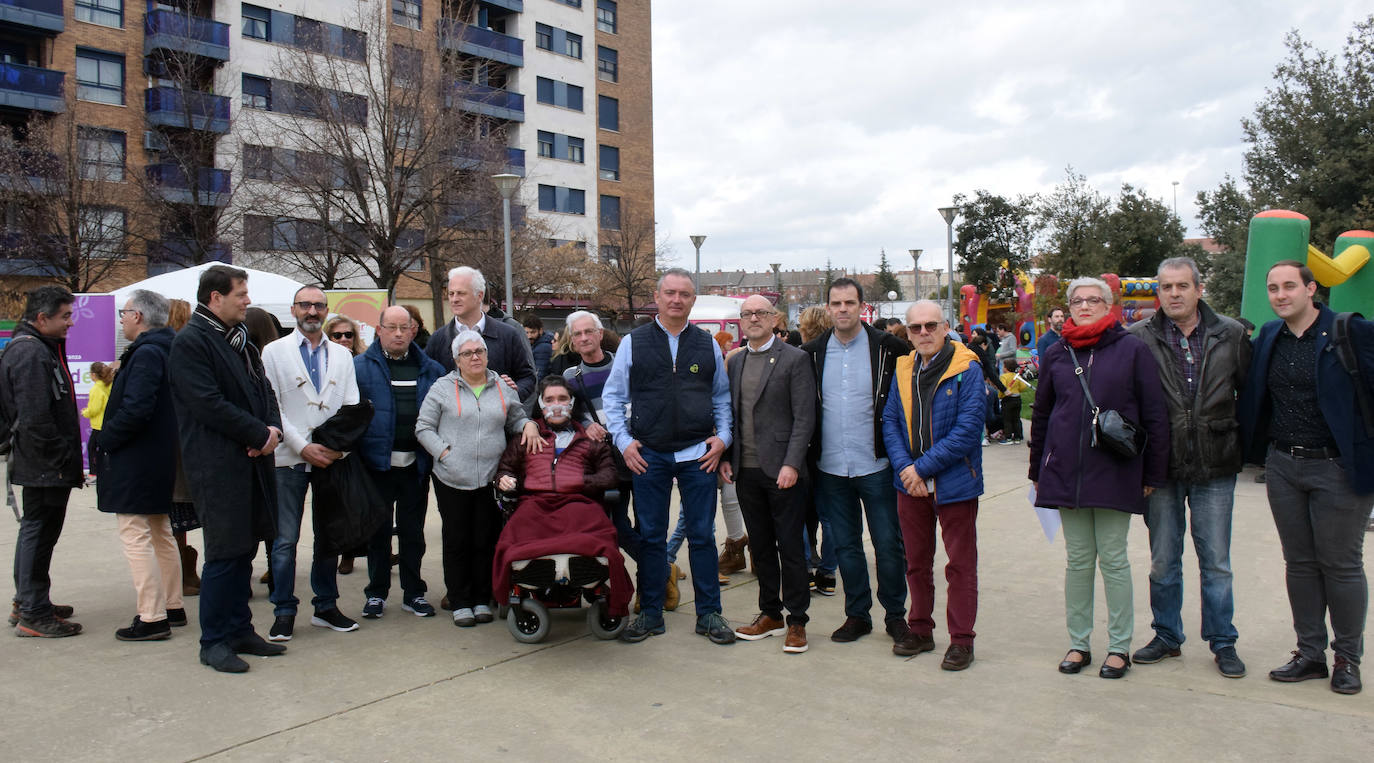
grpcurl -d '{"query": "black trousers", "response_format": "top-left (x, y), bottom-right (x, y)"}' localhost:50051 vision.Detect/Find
top-left (364, 465), bottom-right (429, 602)
top-left (199, 551), bottom-right (255, 646)
top-left (736, 467), bottom-right (809, 625)
top-left (1001, 395), bottom-right (1023, 440)
top-left (13, 486), bottom-right (71, 618)
top-left (434, 481), bottom-right (499, 610)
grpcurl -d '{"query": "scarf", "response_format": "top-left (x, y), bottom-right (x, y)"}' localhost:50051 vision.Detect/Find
top-left (193, 303), bottom-right (254, 371)
top-left (1060, 315), bottom-right (1119, 349)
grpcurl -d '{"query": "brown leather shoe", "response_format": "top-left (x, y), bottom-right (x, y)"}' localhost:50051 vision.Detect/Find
top-left (337, 556), bottom-right (354, 575)
top-left (718, 536), bottom-right (748, 575)
top-left (664, 563), bottom-right (681, 611)
top-left (893, 631), bottom-right (936, 656)
top-left (735, 613), bottom-right (786, 640)
top-left (180, 545), bottom-right (201, 597)
top-left (941, 644), bottom-right (974, 671)
top-left (784, 624), bottom-right (808, 653)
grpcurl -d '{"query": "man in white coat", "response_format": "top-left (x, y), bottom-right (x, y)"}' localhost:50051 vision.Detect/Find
top-left (260, 286), bottom-right (361, 641)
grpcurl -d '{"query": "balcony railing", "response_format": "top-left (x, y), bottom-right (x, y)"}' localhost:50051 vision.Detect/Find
top-left (145, 86), bottom-right (231, 133)
top-left (146, 237), bottom-right (231, 274)
top-left (146, 164), bottom-right (232, 207)
top-left (442, 145), bottom-right (526, 176)
top-left (0, 231), bottom-right (66, 275)
top-left (0, 148), bottom-right (61, 193)
top-left (144, 9), bottom-right (231, 63)
top-left (478, 0), bottom-right (523, 12)
top-left (0, 61), bottom-right (64, 113)
top-left (0, 0), bottom-right (64, 34)
top-left (447, 81), bottom-right (524, 122)
top-left (439, 21), bottom-right (524, 67)
top-left (443, 201), bottom-right (526, 230)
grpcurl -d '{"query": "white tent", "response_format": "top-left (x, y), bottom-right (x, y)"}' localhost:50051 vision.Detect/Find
top-left (110, 263), bottom-right (304, 328)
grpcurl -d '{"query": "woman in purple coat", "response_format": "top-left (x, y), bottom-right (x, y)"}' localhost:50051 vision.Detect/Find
top-left (1029, 277), bottom-right (1169, 679)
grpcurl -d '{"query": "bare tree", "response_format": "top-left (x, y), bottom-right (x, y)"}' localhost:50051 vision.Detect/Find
top-left (0, 102), bottom-right (137, 292)
top-left (234, 1), bottom-right (514, 298)
top-left (511, 241), bottom-right (596, 312)
top-left (592, 201), bottom-right (664, 321)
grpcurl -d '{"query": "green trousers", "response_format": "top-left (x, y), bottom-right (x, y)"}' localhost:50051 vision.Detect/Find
top-left (1061, 507), bottom-right (1134, 654)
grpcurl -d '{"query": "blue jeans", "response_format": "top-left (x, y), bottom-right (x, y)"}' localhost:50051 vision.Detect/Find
top-left (270, 467), bottom-right (339, 616)
top-left (633, 446), bottom-right (721, 620)
top-left (814, 469), bottom-right (907, 624)
top-left (1144, 475), bottom-right (1238, 652)
top-left (804, 519), bottom-right (835, 574)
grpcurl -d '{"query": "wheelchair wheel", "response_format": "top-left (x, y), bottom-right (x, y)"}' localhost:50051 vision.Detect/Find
top-left (586, 598), bottom-right (626, 640)
top-left (507, 598), bottom-right (550, 644)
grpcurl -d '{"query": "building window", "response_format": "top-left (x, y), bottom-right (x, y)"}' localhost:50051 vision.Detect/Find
top-left (242, 75), bottom-right (271, 109)
top-left (392, 44), bottom-right (422, 87)
top-left (598, 95), bottom-right (618, 131)
top-left (600, 194), bottom-right (620, 230)
top-left (242, 4), bottom-right (270, 40)
top-left (599, 244), bottom-right (621, 264)
top-left (536, 131), bottom-right (584, 163)
top-left (75, 50), bottom-right (124, 105)
top-left (537, 130), bottom-right (554, 158)
top-left (396, 108), bottom-right (420, 150)
top-left (75, 0), bottom-right (122, 28)
top-left (555, 0), bottom-right (581, 7)
top-left (393, 0), bottom-right (421, 30)
top-left (567, 137), bottom-right (584, 164)
top-left (536, 77), bottom-right (583, 112)
top-left (564, 32), bottom-right (582, 59)
top-left (537, 184), bottom-right (585, 215)
top-left (79, 207), bottom-right (126, 259)
top-left (78, 128), bottom-right (124, 182)
top-left (597, 46), bottom-right (618, 82)
top-left (535, 23), bottom-right (553, 51)
top-left (597, 0), bottom-right (617, 34)
top-left (599, 145), bottom-right (619, 181)
top-left (244, 145), bottom-right (274, 181)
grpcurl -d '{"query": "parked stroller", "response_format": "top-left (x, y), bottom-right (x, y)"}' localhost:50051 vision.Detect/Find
top-left (490, 377), bottom-right (634, 644)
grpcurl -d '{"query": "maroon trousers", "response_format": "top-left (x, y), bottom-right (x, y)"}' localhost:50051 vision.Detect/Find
top-left (896, 493), bottom-right (978, 645)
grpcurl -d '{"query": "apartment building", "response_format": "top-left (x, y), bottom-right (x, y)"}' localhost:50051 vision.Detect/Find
top-left (0, 0), bottom-right (654, 317)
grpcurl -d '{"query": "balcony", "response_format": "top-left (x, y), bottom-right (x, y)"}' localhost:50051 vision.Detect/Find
top-left (0, 148), bottom-right (61, 194)
top-left (480, 0), bottom-right (524, 12)
top-left (145, 86), bottom-right (231, 133)
top-left (439, 21), bottom-right (524, 67)
top-left (0, 231), bottom-right (66, 276)
top-left (443, 201), bottom-right (526, 231)
top-left (0, 0), bottom-right (63, 34)
top-left (146, 164), bottom-right (232, 207)
top-left (144, 9), bottom-right (231, 63)
top-left (0, 61), bottom-right (64, 113)
top-left (443, 145), bottom-right (526, 176)
top-left (146, 237), bottom-right (231, 275)
top-left (447, 81), bottom-right (524, 122)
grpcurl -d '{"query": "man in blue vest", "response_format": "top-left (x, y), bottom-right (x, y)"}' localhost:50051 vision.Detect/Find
top-left (603, 268), bottom-right (735, 644)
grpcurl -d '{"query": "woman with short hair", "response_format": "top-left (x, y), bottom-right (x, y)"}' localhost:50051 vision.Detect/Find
top-left (1029, 277), bottom-right (1169, 678)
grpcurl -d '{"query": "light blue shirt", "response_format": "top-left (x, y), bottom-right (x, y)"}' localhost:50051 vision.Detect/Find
top-left (603, 317), bottom-right (733, 462)
top-left (818, 330), bottom-right (888, 477)
top-left (296, 330), bottom-right (327, 393)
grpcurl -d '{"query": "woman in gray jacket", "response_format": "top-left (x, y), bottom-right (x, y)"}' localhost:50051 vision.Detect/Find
top-left (417, 330), bottom-right (539, 628)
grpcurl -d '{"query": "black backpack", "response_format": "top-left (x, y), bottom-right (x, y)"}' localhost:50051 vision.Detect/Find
top-left (1330, 312), bottom-right (1374, 439)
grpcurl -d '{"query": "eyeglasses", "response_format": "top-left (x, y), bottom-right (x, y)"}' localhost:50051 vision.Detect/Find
top-left (1179, 335), bottom-right (1194, 365)
top-left (117, 309), bottom-right (141, 318)
top-left (294, 301), bottom-right (328, 312)
top-left (330, 331), bottom-right (355, 340)
top-left (378, 323), bottom-right (412, 332)
top-left (907, 321), bottom-right (943, 334)
top-left (1069, 296), bottom-right (1105, 307)
top-left (458, 348), bottom-right (487, 359)
top-left (740, 309), bottom-right (775, 320)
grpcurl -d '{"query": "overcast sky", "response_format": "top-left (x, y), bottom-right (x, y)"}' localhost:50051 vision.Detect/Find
top-left (650, 0), bottom-right (1369, 276)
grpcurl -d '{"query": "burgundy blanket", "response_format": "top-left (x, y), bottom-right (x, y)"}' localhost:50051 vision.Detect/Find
top-left (492, 493), bottom-right (634, 616)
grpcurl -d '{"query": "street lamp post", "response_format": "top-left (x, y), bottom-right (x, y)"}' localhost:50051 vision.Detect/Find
top-left (492, 173), bottom-right (521, 313)
top-left (690, 235), bottom-right (706, 292)
top-left (908, 248), bottom-right (922, 299)
top-left (938, 206), bottom-right (958, 324)
top-left (1172, 180), bottom-right (1180, 218)
top-left (934, 268), bottom-right (943, 316)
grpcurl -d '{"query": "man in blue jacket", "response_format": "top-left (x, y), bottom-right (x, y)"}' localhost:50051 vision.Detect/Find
top-left (1238, 260), bottom-right (1374, 696)
top-left (354, 306), bottom-right (445, 620)
top-left (881, 301), bottom-right (985, 670)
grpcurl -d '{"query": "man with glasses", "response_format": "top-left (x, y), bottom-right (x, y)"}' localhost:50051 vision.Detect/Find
top-left (353, 306), bottom-right (445, 620)
top-left (1128, 257), bottom-right (1251, 678)
top-left (426, 266), bottom-right (535, 399)
top-left (260, 287), bottom-right (362, 641)
top-left (879, 301), bottom-right (985, 669)
top-left (721, 296), bottom-right (816, 652)
top-left (801, 277), bottom-right (912, 646)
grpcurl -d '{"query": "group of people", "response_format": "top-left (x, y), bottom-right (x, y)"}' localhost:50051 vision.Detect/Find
top-left (1, 257), bottom-right (1369, 694)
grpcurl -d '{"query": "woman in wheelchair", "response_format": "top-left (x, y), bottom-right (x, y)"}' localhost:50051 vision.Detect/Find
top-left (492, 376), bottom-right (634, 622)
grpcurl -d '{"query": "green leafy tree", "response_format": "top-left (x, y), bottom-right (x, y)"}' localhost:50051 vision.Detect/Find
top-left (873, 248), bottom-right (903, 300)
top-left (1194, 175), bottom-right (1257, 317)
top-left (1038, 166), bottom-right (1111, 279)
top-left (1102, 183), bottom-right (1185, 276)
top-left (952, 189), bottom-right (1041, 290)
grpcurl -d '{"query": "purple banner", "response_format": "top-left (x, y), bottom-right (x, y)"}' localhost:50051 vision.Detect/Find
top-left (66, 294), bottom-right (117, 473)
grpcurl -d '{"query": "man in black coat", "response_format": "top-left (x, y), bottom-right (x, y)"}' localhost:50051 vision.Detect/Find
top-left (1, 285), bottom-right (82, 638)
top-left (170, 265), bottom-right (284, 673)
top-left (425, 266), bottom-right (535, 398)
top-left (98, 289), bottom-right (183, 642)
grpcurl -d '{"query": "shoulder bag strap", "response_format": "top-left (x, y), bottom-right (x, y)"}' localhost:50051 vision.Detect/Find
top-left (1065, 345), bottom-right (1099, 415)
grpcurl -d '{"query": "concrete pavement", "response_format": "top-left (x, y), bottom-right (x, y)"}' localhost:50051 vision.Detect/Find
top-left (1, 443), bottom-right (1371, 761)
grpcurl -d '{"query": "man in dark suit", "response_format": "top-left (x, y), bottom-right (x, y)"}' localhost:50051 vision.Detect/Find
top-left (721, 295), bottom-right (816, 653)
top-left (170, 265), bottom-right (285, 673)
top-left (425, 266), bottom-right (536, 399)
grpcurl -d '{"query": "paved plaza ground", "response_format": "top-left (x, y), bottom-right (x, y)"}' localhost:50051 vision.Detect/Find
top-left (1, 443), bottom-right (1371, 761)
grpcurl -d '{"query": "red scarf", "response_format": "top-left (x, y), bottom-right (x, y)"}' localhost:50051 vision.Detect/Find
top-left (1060, 315), bottom-right (1119, 348)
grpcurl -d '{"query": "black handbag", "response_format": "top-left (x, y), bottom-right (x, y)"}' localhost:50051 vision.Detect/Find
top-left (1066, 346), bottom-right (1147, 460)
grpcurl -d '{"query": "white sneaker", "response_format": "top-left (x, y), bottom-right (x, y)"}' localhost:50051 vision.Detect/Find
top-left (474, 604), bottom-right (494, 623)
top-left (453, 607), bottom-right (476, 627)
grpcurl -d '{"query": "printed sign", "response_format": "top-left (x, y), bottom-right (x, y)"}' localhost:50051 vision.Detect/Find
top-left (67, 294), bottom-right (117, 472)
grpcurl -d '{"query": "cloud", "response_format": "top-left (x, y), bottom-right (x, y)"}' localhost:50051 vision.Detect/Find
top-left (651, 1), bottom-right (1369, 275)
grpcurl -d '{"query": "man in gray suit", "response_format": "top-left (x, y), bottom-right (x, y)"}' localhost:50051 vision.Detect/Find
top-left (721, 295), bottom-right (817, 653)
